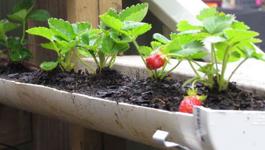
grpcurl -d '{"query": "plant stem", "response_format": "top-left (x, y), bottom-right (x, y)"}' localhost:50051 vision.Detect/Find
top-left (20, 21), bottom-right (26, 44)
top-left (90, 51), bottom-right (100, 69)
top-left (157, 62), bottom-right (167, 78)
top-left (160, 61), bottom-right (182, 79)
top-left (132, 40), bottom-right (146, 66)
top-left (107, 53), bottom-right (117, 68)
top-left (188, 60), bottom-right (201, 78)
top-left (132, 40), bottom-right (155, 76)
top-left (65, 50), bottom-right (74, 71)
top-left (192, 60), bottom-right (202, 68)
top-left (219, 46), bottom-right (230, 91)
top-left (227, 58), bottom-right (248, 83)
top-left (211, 44), bottom-right (219, 82)
top-left (76, 51), bottom-right (94, 71)
top-left (98, 51), bottom-right (106, 71)
top-left (182, 77), bottom-right (197, 88)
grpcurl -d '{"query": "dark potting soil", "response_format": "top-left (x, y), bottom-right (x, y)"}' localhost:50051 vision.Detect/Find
top-left (0, 65), bottom-right (265, 111)
top-left (0, 63), bottom-right (32, 74)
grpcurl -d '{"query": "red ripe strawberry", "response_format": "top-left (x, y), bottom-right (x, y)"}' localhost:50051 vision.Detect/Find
top-left (179, 96), bottom-right (202, 113)
top-left (146, 54), bottom-right (165, 70)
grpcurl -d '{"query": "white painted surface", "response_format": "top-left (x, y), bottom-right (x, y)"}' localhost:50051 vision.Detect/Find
top-left (194, 107), bottom-right (265, 150)
top-left (0, 78), bottom-right (200, 150)
top-left (141, 0), bottom-right (207, 31)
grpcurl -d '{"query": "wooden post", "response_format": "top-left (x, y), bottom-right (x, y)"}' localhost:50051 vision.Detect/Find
top-left (0, 1), bottom-right (32, 148)
top-left (66, 0), bottom-right (126, 150)
top-left (0, 105), bottom-right (31, 148)
top-left (66, 0), bottom-right (99, 27)
top-left (28, 0), bottom-right (67, 65)
top-left (66, 1), bottom-right (102, 149)
top-left (99, 1), bottom-right (127, 150)
top-left (99, 0), bottom-right (122, 14)
top-left (28, 1), bottom-right (72, 150)
top-left (29, 0), bottom-right (125, 149)
top-left (32, 115), bottom-right (70, 150)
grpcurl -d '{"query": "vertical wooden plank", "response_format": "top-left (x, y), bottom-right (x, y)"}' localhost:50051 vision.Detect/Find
top-left (103, 134), bottom-right (127, 150)
top-left (0, 105), bottom-right (31, 147)
top-left (69, 126), bottom-right (104, 150)
top-left (66, 0), bottom-right (99, 27)
top-left (28, 0), bottom-right (67, 65)
top-left (99, 0), bottom-right (122, 14)
top-left (29, 1), bottom-right (71, 150)
top-left (99, 1), bottom-right (127, 149)
top-left (69, 125), bottom-right (84, 150)
top-left (32, 115), bottom-right (70, 150)
top-left (83, 129), bottom-right (104, 150)
top-left (66, 1), bottom-right (103, 150)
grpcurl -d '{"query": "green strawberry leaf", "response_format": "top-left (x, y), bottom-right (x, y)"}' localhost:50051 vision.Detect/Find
top-left (48, 18), bottom-right (75, 41)
top-left (78, 48), bottom-right (91, 57)
top-left (151, 41), bottom-right (162, 49)
top-left (153, 33), bottom-right (170, 44)
top-left (203, 36), bottom-right (225, 44)
top-left (203, 14), bottom-right (234, 34)
top-left (127, 22), bottom-right (151, 37)
top-left (112, 42), bottom-right (130, 53)
top-left (197, 8), bottom-right (218, 21)
top-left (119, 3), bottom-right (148, 22)
top-left (40, 61), bottom-right (58, 71)
top-left (28, 9), bottom-right (50, 21)
top-left (163, 34), bottom-right (194, 53)
top-left (9, 47), bottom-right (31, 62)
top-left (215, 42), bottom-right (243, 62)
top-left (0, 20), bottom-right (19, 33)
top-left (100, 14), bottom-right (124, 33)
top-left (105, 8), bottom-right (120, 19)
top-left (101, 33), bottom-right (114, 54)
top-left (232, 21), bottom-right (250, 30)
top-left (101, 32), bottom-right (129, 54)
top-left (110, 31), bottom-right (132, 43)
top-left (26, 27), bottom-right (55, 41)
top-left (251, 51), bottom-right (265, 61)
top-left (177, 20), bottom-right (202, 32)
top-left (169, 42), bottom-right (207, 59)
top-left (72, 22), bottom-right (91, 35)
top-left (139, 46), bottom-right (152, 57)
top-left (0, 20), bottom-right (19, 41)
top-left (56, 40), bottom-right (76, 54)
top-left (11, 0), bottom-right (34, 13)
top-left (7, 37), bottom-right (31, 62)
top-left (8, 9), bottom-right (28, 22)
top-left (224, 29), bottom-right (261, 44)
top-left (41, 42), bottom-right (57, 51)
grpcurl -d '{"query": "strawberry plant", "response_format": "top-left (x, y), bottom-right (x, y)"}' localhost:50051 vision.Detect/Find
top-left (177, 8), bottom-right (265, 91)
top-left (27, 18), bottom-right (91, 72)
top-left (0, 0), bottom-right (50, 63)
top-left (142, 32), bottom-right (207, 79)
top-left (78, 24), bottom-right (130, 73)
top-left (99, 3), bottom-right (153, 71)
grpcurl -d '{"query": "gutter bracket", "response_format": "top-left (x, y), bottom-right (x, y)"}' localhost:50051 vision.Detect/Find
top-left (152, 130), bottom-right (191, 150)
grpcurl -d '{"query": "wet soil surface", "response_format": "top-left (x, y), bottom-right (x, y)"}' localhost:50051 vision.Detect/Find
top-left (0, 65), bottom-right (265, 111)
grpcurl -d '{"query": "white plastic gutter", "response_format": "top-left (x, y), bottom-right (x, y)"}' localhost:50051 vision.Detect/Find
top-left (141, 0), bottom-right (208, 31)
top-left (1, 56), bottom-right (265, 150)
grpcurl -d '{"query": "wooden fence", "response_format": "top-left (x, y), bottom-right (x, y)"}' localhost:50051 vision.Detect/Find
top-left (0, 0), bottom-right (162, 149)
